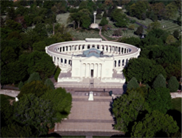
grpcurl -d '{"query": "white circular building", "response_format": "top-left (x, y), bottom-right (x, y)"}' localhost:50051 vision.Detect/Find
top-left (45, 38), bottom-right (141, 88)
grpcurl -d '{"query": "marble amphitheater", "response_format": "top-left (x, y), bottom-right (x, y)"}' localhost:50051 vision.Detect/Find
top-left (45, 38), bottom-right (141, 90)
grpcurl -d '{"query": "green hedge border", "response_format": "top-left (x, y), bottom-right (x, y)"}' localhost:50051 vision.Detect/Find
top-left (54, 67), bottom-right (61, 81)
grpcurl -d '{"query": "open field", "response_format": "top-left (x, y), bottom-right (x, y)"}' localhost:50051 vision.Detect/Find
top-left (159, 19), bottom-right (181, 33)
top-left (68, 28), bottom-right (101, 40)
top-left (56, 13), bottom-right (70, 26)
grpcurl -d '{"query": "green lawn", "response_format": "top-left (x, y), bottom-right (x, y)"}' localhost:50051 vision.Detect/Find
top-left (56, 12), bottom-right (70, 26)
top-left (171, 98), bottom-right (182, 113)
top-left (159, 19), bottom-right (181, 33)
top-left (68, 28), bottom-right (101, 40)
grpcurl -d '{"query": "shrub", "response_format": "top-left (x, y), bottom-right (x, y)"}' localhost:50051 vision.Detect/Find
top-left (128, 24), bottom-right (135, 30)
top-left (127, 77), bottom-right (139, 89)
top-left (44, 79), bottom-right (55, 90)
top-left (153, 74), bottom-right (166, 89)
top-left (27, 72), bottom-right (41, 84)
top-left (168, 76), bottom-right (179, 92)
top-left (18, 81), bottom-right (23, 90)
top-left (54, 67), bottom-right (61, 81)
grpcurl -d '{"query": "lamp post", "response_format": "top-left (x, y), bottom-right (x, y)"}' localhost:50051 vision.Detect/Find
top-left (94, 11), bottom-right (97, 24)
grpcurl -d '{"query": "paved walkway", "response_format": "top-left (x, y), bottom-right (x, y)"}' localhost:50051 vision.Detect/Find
top-left (0, 90), bottom-right (20, 97)
top-left (55, 95), bottom-right (123, 137)
top-left (99, 29), bottom-right (108, 41)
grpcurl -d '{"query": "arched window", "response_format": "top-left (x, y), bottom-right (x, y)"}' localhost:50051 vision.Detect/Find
top-left (118, 60), bottom-right (120, 67)
top-left (114, 60), bottom-right (116, 67)
top-left (65, 59), bottom-right (67, 64)
top-left (61, 58), bottom-right (63, 63)
top-left (82, 45), bottom-right (84, 49)
top-left (97, 45), bottom-right (99, 49)
top-left (122, 59), bottom-right (124, 66)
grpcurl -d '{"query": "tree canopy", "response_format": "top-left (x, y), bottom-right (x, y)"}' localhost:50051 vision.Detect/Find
top-left (112, 91), bottom-right (150, 132)
top-left (146, 88), bottom-right (172, 114)
top-left (123, 58), bottom-right (166, 84)
top-left (152, 74), bottom-right (166, 89)
top-left (131, 110), bottom-right (179, 137)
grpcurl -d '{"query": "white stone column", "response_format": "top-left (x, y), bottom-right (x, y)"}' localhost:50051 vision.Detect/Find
top-left (104, 45), bottom-right (106, 52)
top-left (100, 64), bottom-right (102, 78)
top-left (55, 57), bottom-right (57, 65)
top-left (100, 45), bottom-right (102, 51)
top-left (94, 64), bottom-right (98, 78)
top-left (59, 57), bottom-right (61, 67)
top-left (83, 64), bottom-right (86, 77)
top-left (98, 64), bottom-right (100, 78)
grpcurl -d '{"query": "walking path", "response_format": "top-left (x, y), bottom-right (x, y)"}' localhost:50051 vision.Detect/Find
top-left (0, 90), bottom-right (19, 97)
top-left (99, 29), bottom-right (108, 41)
top-left (55, 95), bottom-right (124, 137)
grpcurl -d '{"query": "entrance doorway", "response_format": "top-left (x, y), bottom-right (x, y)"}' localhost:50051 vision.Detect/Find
top-left (91, 69), bottom-right (94, 77)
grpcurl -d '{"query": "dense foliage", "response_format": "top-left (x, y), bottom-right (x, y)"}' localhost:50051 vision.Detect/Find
top-left (127, 77), bottom-right (139, 89)
top-left (131, 110), bottom-right (179, 137)
top-left (112, 91), bottom-right (150, 132)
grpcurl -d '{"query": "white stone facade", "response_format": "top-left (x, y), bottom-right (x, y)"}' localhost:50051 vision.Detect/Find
top-left (45, 38), bottom-right (141, 88)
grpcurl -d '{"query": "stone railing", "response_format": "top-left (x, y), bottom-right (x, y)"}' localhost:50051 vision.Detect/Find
top-left (170, 92), bottom-right (182, 99)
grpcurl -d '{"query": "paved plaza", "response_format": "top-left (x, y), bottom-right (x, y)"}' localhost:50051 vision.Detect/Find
top-left (55, 95), bottom-right (124, 136)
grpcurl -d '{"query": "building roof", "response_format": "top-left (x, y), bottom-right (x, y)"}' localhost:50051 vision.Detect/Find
top-left (83, 48), bottom-right (101, 57)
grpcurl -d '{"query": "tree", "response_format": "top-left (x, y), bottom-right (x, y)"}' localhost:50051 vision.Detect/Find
top-left (147, 21), bottom-right (161, 31)
top-left (25, 51), bottom-right (55, 80)
top-left (123, 58), bottom-right (166, 84)
top-left (151, 2), bottom-right (165, 19)
top-left (120, 37), bottom-right (141, 48)
top-left (41, 88), bottom-right (72, 122)
top-left (131, 110), bottom-right (179, 137)
top-left (27, 72), bottom-right (41, 84)
top-left (140, 45), bottom-right (180, 65)
top-left (13, 94), bottom-right (56, 136)
top-left (5, 20), bottom-right (22, 32)
top-left (1, 124), bottom-right (34, 137)
top-left (141, 29), bottom-right (169, 47)
top-left (18, 81), bottom-right (49, 98)
top-left (135, 26), bottom-right (143, 36)
top-left (44, 79), bottom-right (55, 90)
top-left (166, 35), bottom-right (176, 45)
top-left (1, 1), bottom-right (13, 14)
top-left (168, 76), bottom-right (179, 92)
top-left (99, 17), bottom-right (108, 26)
top-left (153, 74), bottom-right (166, 89)
top-left (112, 91), bottom-right (150, 132)
top-left (18, 81), bottom-right (24, 90)
top-left (127, 77), bottom-right (139, 89)
top-left (165, 3), bottom-right (178, 19)
top-left (32, 41), bottom-right (46, 51)
top-left (129, 1), bottom-right (149, 19)
top-left (111, 9), bottom-right (129, 27)
top-left (146, 88), bottom-right (172, 114)
top-left (173, 30), bottom-right (179, 39)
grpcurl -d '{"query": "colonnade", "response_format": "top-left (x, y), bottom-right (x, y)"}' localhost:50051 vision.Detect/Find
top-left (82, 63), bottom-right (102, 78)
top-left (114, 58), bottom-right (129, 67)
top-left (58, 44), bottom-right (131, 54)
top-left (52, 56), bottom-right (72, 67)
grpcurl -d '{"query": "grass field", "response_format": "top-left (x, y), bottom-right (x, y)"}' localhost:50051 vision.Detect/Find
top-left (171, 98), bottom-right (182, 113)
top-left (68, 28), bottom-right (101, 40)
top-left (56, 13), bottom-right (70, 26)
top-left (102, 29), bottom-right (139, 40)
top-left (159, 19), bottom-right (181, 33)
